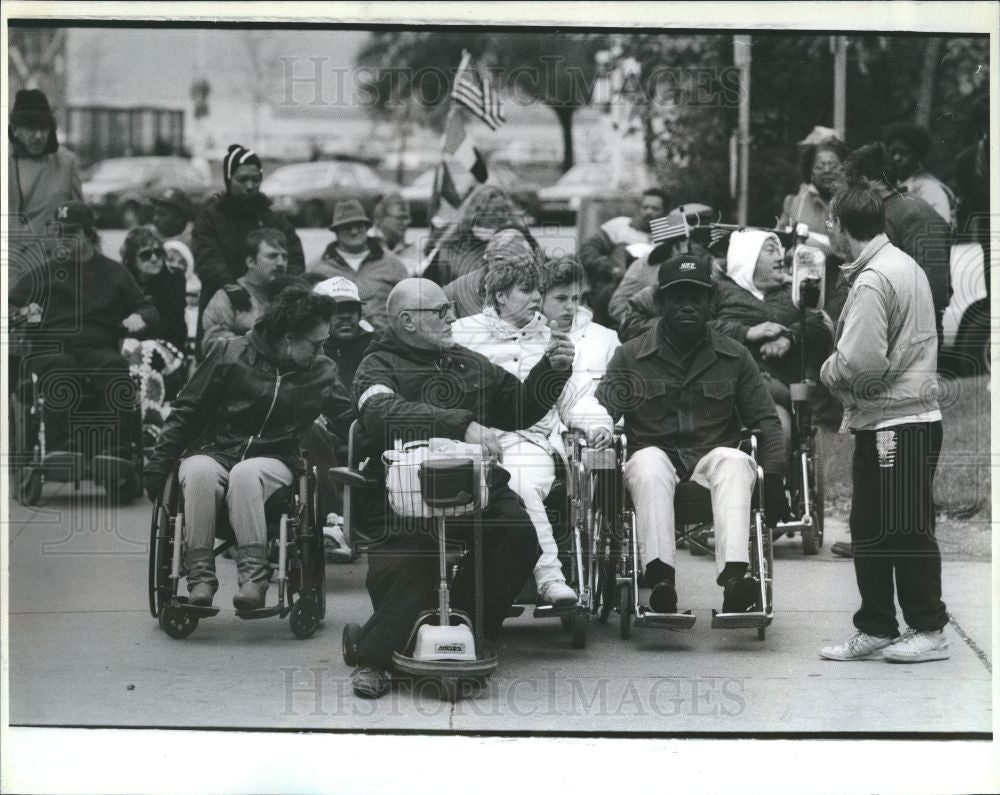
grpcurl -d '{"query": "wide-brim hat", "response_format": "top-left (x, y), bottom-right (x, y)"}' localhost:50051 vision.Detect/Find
top-left (330, 199), bottom-right (371, 230)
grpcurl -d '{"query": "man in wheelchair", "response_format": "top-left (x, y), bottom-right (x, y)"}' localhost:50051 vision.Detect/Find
top-left (347, 278), bottom-right (574, 697)
top-left (9, 201), bottom-right (159, 470)
top-left (596, 254), bottom-right (787, 616)
top-left (143, 287), bottom-right (351, 611)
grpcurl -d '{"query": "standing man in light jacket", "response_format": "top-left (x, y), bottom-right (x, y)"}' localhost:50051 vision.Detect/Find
top-left (819, 187), bottom-right (948, 664)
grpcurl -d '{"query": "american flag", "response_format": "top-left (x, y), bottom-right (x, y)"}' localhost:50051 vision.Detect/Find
top-left (649, 214), bottom-right (689, 243)
top-left (451, 56), bottom-right (505, 131)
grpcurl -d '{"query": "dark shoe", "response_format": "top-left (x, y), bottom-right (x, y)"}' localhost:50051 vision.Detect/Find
top-left (189, 581), bottom-right (215, 607)
top-left (831, 541), bottom-right (853, 558)
top-left (722, 577), bottom-right (759, 613)
top-left (352, 665), bottom-right (390, 699)
top-left (233, 581), bottom-right (267, 611)
top-left (648, 581), bottom-right (678, 614)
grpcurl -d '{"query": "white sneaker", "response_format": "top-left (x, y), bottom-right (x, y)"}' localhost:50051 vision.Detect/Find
top-left (819, 630), bottom-right (895, 661)
top-left (538, 580), bottom-right (578, 606)
top-left (883, 628), bottom-right (949, 663)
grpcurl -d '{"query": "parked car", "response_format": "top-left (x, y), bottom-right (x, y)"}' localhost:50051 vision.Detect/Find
top-left (261, 160), bottom-right (396, 228)
top-left (940, 241), bottom-right (990, 375)
top-left (401, 164), bottom-right (540, 227)
top-left (537, 162), bottom-right (655, 224)
top-left (82, 157), bottom-right (213, 228)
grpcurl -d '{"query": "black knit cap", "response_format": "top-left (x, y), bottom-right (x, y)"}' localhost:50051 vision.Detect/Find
top-left (9, 89), bottom-right (59, 154)
top-left (222, 143), bottom-right (263, 187)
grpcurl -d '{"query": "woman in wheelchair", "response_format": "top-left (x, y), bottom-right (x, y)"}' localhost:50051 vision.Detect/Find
top-left (143, 286), bottom-right (351, 610)
top-left (596, 254), bottom-right (788, 617)
top-left (712, 229), bottom-right (834, 457)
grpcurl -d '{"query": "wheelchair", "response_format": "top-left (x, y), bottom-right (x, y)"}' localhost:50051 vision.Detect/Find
top-left (773, 380), bottom-right (825, 554)
top-left (591, 432), bottom-right (774, 640)
top-left (147, 458), bottom-right (326, 640)
top-left (503, 434), bottom-right (593, 649)
top-left (10, 365), bottom-right (144, 507)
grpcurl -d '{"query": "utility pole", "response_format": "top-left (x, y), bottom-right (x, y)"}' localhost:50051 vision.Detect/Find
top-left (832, 36), bottom-right (848, 139)
top-left (734, 35), bottom-right (751, 226)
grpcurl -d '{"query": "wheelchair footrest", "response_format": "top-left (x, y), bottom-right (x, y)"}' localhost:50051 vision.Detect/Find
top-left (235, 605), bottom-right (284, 620)
top-left (634, 610), bottom-right (696, 630)
top-left (532, 602), bottom-right (583, 619)
top-left (711, 609), bottom-right (770, 629)
top-left (172, 602), bottom-right (220, 618)
top-left (505, 605), bottom-right (526, 619)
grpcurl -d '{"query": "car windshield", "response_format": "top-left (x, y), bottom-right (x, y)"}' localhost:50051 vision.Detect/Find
top-left (88, 159), bottom-right (159, 182)
top-left (264, 163), bottom-right (344, 192)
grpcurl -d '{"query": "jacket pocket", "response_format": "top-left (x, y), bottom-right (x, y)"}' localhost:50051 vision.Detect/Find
top-left (701, 379), bottom-right (736, 418)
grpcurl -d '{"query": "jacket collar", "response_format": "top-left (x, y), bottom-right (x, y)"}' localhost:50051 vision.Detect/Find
top-left (322, 238), bottom-right (384, 267)
top-left (636, 322), bottom-right (740, 384)
top-left (216, 191), bottom-right (273, 216)
top-left (481, 305), bottom-right (548, 341)
top-left (840, 233), bottom-right (890, 284)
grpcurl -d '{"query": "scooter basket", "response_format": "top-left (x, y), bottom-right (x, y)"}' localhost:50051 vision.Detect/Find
top-left (383, 440), bottom-right (488, 518)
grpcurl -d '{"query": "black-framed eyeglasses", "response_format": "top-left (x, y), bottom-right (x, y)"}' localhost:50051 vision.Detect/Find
top-left (301, 335), bottom-right (327, 353)
top-left (138, 247), bottom-right (166, 262)
top-left (399, 301), bottom-right (455, 320)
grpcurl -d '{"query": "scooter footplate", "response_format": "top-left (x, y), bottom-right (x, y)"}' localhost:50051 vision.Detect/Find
top-left (392, 652), bottom-right (498, 679)
top-left (235, 606), bottom-right (282, 620)
top-left (532, 602), bottom-right (580, 619)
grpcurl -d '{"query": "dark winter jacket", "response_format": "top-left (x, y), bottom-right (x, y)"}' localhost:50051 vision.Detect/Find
top-left (9, 251), bottom-right (159, 350)
top-left (308, 239), bottom-right (407, 331)
top-left (145, 327), bottom-right (351, 477)
top-left (192, 192), bottom-right (305, 310)
top-left (129, 264), bottom-right (188, 351)
top-left (879, 187), bottom-right (952, 318)
top-left (596, 322), bottom-right (785, 478)
top-left (710, 278), bottom-right (833, 384)
top-left (323, 328), bottom-right (375, 389)
top-left (351, 326), bottom-right (572, 483)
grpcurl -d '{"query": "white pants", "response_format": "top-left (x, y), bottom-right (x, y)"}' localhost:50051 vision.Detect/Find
top-left (178, 455), bottom-right (294, 551)
top-left (622, 446), bottom-right (755, 576)
top-left (499, 434), bottom-right (565, 587)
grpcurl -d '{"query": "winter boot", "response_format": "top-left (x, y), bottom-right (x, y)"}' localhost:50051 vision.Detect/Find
top-left (184, 547), bottom-right (218, 607)
top-left (233, 543), bottom-right (270, 611)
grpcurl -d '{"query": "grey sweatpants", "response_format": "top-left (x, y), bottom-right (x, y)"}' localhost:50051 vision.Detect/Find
top-left (178, 455), bottom-right (293, 551)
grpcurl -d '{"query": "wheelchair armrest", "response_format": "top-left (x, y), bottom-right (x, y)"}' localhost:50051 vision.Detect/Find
top-left (329, 466), bottom-right (380, 489)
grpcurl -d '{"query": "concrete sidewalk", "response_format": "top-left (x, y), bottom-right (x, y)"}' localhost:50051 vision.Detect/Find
top-left (6, 486), bottom-right (993, 734)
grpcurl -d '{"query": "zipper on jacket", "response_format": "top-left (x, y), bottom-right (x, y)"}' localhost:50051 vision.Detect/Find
top-left (241, 371), bottom-right (284, 461)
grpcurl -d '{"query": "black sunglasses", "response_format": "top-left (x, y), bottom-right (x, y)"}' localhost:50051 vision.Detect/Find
top-left (138, 247), bottom-right (166, 262)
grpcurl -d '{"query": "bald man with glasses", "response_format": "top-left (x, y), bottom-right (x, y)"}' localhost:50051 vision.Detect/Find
top-left (346, 278), bottom-right (575, 698)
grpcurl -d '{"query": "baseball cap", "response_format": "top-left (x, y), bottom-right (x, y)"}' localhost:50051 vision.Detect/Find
top-left (52, 201), bottom-right (95, 230)
top-left (313, 276), bottom-right (365, 305)
top-left (657, 253), bottom-right (713, 291)
top-left (152, 188), bottom-right (194, 219)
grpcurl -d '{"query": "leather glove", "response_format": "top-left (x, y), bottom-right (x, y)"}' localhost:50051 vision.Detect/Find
top-left (143, 470), bottom-right (167, 503)
top-left (763, 473), bottom-right (790, 528)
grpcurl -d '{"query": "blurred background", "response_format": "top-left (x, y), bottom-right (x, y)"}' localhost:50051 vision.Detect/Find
top-left (8, 25), bottom-right (990, 229)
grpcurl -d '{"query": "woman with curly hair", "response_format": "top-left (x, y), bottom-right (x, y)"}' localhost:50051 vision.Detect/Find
top-left (121, 225), bottom-right (188, 351)
top-left (143, 286), bottom-right (351, 611)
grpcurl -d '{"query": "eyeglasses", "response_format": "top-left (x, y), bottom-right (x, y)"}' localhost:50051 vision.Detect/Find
top-left (399, 302), bottom-right (455, 320)
top-left (301, 335), bottom-right (327, 354)
top-left (138, 247), bottom-right (166, 262)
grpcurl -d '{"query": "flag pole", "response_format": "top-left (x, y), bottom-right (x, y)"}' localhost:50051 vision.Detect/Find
top-left (421, 50), bottom-right (474, 275)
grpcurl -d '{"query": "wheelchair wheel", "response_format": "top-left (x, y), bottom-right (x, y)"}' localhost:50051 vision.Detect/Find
top-left (343, 622), bottom-right (362, 666)
top-left (618, 584), bottom-right (633, 640)
top-left (148, 501), bottom-right (173, 618)
top-left (571, 613), bottom-right (588, 649)
top-left (290, 596), bottom-right (322, 639)
top-left (159, 603), bottom-right (198, 639)
top-left (19, 468), bottom-right (42, 507)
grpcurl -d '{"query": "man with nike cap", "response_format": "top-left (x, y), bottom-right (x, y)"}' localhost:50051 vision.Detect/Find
top-left (596, 253), bottom-right (787, 617)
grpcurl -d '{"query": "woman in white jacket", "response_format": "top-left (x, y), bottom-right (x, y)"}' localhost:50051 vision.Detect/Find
top-left (451, 256), bottom-right (616, 606)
